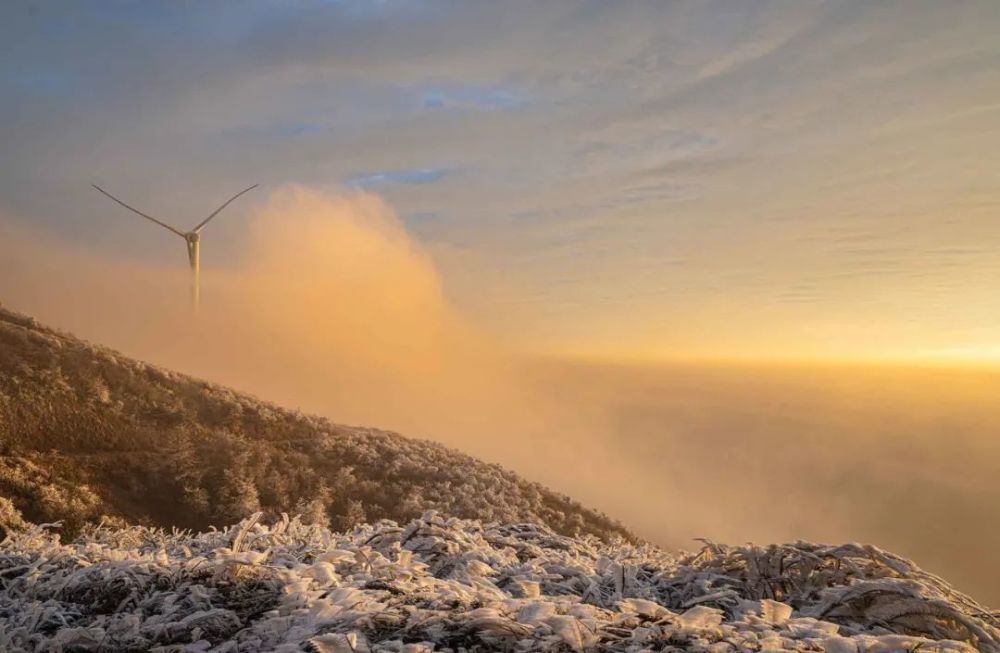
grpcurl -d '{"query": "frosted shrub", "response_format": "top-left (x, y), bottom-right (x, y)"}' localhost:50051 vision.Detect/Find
top-left (0, 513), bottom-right (995, 653)
top-left (0, 497), bottom-right (27, 538)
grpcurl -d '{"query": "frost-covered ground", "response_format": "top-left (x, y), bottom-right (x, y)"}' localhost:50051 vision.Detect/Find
top-left (1, 513), bottom-right (996, 653)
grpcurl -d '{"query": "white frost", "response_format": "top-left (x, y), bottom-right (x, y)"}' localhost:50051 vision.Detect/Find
top-left (0, 513), bottom-right (996, 652)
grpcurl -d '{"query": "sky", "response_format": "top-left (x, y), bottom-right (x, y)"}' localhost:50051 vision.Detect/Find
top-left (2, 0), bottom-right (1000, 361)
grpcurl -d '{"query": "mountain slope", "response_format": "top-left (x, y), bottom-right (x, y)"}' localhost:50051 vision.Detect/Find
top-left (0, 305), bottom-right (630, 541)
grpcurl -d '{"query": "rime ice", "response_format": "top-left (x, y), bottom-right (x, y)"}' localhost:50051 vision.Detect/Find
top-left (1, 513), bottom-right (995, 653)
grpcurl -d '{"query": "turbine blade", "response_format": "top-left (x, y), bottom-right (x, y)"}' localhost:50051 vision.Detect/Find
top-left (192, 183), bottom-right (259, 233)
top-left (91, 184), bottom-right (186, 237)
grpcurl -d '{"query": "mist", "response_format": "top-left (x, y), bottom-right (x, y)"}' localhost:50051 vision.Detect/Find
top-left (1, 187), bottom-right (997, 605)
top-left (0, 187), bottom-right (525, 451)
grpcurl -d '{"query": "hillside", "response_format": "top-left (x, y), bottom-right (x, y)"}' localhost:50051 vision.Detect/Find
top-left (0, 305), bottom-right (629, 541)
top-left (1, 513), bottom-right (996, 652)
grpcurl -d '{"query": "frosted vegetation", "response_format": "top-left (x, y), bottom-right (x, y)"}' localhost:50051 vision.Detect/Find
top-left (1, 512), bottom-right (996, 653)
top-left (2, 307), bottom-right (998, 651)
top-left (0, 306), bottom-right (627, 542)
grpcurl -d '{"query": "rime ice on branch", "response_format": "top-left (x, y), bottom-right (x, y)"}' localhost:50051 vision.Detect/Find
top-left (1, 513), bottom-right (996, 652)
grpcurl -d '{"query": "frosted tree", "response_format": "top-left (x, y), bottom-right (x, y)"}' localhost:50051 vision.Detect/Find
top-left (336, 499), bottom-right (367, 531)
top-left (215, 474), bottom-right (261, 523)
top-left (294, 483), bottom-right (332, 528)
top-left (0, 496), bottom-right (27, 539)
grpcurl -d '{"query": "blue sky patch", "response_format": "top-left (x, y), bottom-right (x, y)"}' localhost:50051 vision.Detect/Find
top-left (421, 85), bottom-right (525, 111)
top-left (345, 167), bottom-right (454, 188)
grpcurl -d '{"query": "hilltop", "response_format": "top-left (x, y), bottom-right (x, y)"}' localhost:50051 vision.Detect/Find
top-left (0, 305), bottom-right (629, 541)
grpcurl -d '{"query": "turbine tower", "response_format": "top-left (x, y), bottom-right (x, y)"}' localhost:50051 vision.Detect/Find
top-left (92, 183), bottom-right (259, 310)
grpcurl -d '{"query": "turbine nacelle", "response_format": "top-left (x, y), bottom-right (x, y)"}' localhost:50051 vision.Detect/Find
top-left (184, 232), bottom-right (200, 269)
top-left (92, 183), bottom-right (259, 309)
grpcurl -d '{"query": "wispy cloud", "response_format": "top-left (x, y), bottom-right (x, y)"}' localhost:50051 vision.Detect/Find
top-left (5, 68), bottom-right (76, 98)
top-left (344, 167), bottom-right (455, 188)
top-left (222, 121), bottom-right (327, 139)
top-left (420, 85), bottom-right (526, 111)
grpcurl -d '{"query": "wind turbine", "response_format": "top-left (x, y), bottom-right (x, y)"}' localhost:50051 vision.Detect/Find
top-left (92, 183), bottom-right (259, 310)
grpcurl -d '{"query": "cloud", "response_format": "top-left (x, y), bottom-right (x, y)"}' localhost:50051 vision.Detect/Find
top-left (420, 85), bottom-right (526, 111)
top-left (6, 67), bottom-right (76, 98)
top-left (345, 167), bottom-right (456, 188)
top-left (2, 1), bottom-right (1000, 358)
top-left (251, 121), bottom-right (327, 138)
